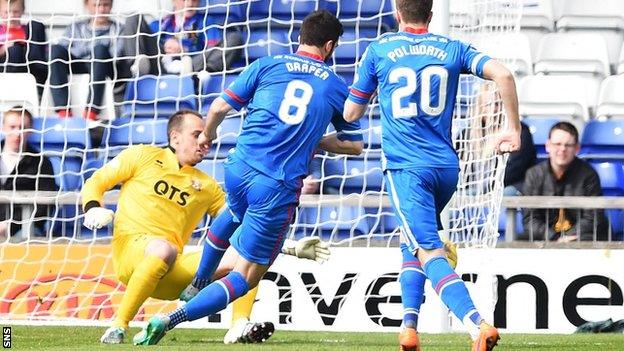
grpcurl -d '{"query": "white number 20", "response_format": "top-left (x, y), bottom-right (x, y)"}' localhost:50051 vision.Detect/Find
top-left (278, 80), bottom-right (313, 125)
top-left (389, 66), bottom-right (448, 118)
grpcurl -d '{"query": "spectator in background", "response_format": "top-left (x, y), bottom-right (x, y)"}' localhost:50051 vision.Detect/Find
top-left (521, 122), bottom-right (608, 241)
top-left (0, 107), bottom-right (57, 238)
top-left (49, 0), bottom-right (129, 122)
top-left (0, 0), bottom-right (48, 97)
top-left (121, 0), bottom-right (242, 76)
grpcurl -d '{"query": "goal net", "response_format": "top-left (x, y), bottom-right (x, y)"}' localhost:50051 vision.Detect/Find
top-left (0, 0), bottom-right (521, 328)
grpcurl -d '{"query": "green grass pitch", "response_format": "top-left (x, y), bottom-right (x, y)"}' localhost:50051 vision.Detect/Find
top-left (7, 325), bottom-right (624, 350)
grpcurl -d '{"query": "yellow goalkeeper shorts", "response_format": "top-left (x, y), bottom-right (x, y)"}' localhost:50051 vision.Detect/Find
top-left (112, 234), bottom-right (201, 300)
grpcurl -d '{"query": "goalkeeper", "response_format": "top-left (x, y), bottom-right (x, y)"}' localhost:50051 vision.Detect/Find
top-left (81, 110), bottom-right (329, 344)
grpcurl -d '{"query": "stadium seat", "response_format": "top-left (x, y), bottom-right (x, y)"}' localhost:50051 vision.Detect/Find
top-left (518, 0), bottom-right (556, 31)
top-left (518, 75), bottom-right (599, 124)
top-left (29, 117), bottom-right (91, 154)
top-left (332, 28), bottom-right (378, 65)
top-left (300, 205), bottom-right (370, 240)
top-left (580, 120), bottom-right (624, 159)
top-left (195, 158), bottom-right (225, 184)
top-left (248, 0), bottom-right (320, 22)
top-left (534, 33), bottom-right (611, 77)
top-left (335, 69), bottom-right (355, 86)
top-left (595, 75), bottom-right (624, 119)
top-left (498, 207), bottom-right (524, 239)
top-left (606, 209), bottom-right (624, 241)
top-left (325, 0), bottom-right (397, 30)
top-left (122, 75), bottom-right (197, 119)
top-left (448, 0), bottom-right (479, 28)
top-left (618, 44), bottom-right (624, 74)
top-left (211, 116), bottom-right (242, 158)
top-left (474, 33), bottom-right (533, 77)
top-left (48, 155), bottom-right (83, 191)
top-left (199, 73), bottom-right (239, 113)
top-left (359, 116), bottom-right (382, 151)
top-left (82, 158), bottom-right (105, 183)
top-left (589, 161), bottom-right (624, 196)
top-left (199, 0), bottom-right (245, 22)
top-left (522, 117), bottom-right (560, 159)
top-left (0, 73), bottom-right (39, 115)
top-left (323, 157), bottom-right (384, 193)
top-left (103, 118), bottom-right (168, 158)
top-left (243, 28), bottom-right (293, 62)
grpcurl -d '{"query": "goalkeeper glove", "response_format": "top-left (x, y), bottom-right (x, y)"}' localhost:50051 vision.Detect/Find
top-left (282, 237), bottom-right (330, 263)
top-left (83, 207), bottom-right (115, 230)
top-left (443, 239), bottom-right (458, 269)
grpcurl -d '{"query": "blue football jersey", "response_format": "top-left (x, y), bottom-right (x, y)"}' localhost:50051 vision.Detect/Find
top-left (221, 52), bottom-right (362, 189)
top-left (348, 28), bottom-right (491, 170)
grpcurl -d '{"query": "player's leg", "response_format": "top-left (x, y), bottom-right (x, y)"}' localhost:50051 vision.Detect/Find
top-left (215, 247), bottom-right (263, 344)
top-left (180, 208), bottom-right (241, 300)
top-left (386, 170), bottom-right (425, 351)
top-left (133, 170), bottom-right (294, 345)
top-left (102, 235), bottom-right (176, 344)
top-left (397, 241), bottom-right (426, 351)
top-left (391, 168), bottom-right (497, 349)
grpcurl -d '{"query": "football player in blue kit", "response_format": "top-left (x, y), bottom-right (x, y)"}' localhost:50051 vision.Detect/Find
top-left (133, 10), bottom-right (363, 345)
top-left (343, 1), bottom-right (521, 350)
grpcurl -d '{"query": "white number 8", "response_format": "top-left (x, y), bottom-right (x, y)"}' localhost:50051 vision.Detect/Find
top-left (278, 80), bottom-right (313, 125)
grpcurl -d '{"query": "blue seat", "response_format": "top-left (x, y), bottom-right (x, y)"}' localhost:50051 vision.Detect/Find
top-left (335, 69), bottom-right (355, 86)
top-left (580, 119), bottom-right (624, 159)
top-left (333, 28), bottom-right (378, 64)
top-left (200, 73), bottom-right (239, 113)
top-left (589, 161), bottom-right (624, 196)
top-left (248, 0), bottom-right (320, 22)
top-left (195, 158), bottom-right (225, 184)
top-left (244, 29), bottom-right (293, 62)
top-left (323, 157), bottom-right (384, 193)
top-left (364, 207), bottom-right (399, 234)
top-left (326, 0), bottom-right (397, 30)
top-left (103, 119), bottom-right (168, 158)
top-left (606, 209), bottom-right (624, 241)
top-left (122, 76), bottom-right (197, 119)
top-left (83, 158), bottom-right (105, 182)
top-left (300, 205), bottom-right (370, 240)
top-left (358, 116), bottom-right (382, 150)
top-left (200, 0), bottom-right (245, 22)
top-left (211, 116), bottom-right (242, 158)
top-left (29, 117), bottom-right (91, 155)
top-left (48, 156), bottom-right (82, 191)
top-left (498, 207), bottom-right (524, 239)
top-left (107, 118), bottom-right (168, 146)
top-left (523, 117), bottom-right (561, 159)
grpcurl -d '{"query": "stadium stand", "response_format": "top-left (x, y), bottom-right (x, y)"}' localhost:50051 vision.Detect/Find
top-left (0, 0), bottom-right (621, 243)
top-left (596, 75), bottom-right (624, 119)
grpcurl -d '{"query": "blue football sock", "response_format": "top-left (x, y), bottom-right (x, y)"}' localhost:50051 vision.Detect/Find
top-left (400, 243), bottom-right (426, 329)
top-left (185, 271), bottom-right (249, 322)
top-left (192, 210), bottom-right (239, 289)
top-left (424, 255), bottom-right (481, 323)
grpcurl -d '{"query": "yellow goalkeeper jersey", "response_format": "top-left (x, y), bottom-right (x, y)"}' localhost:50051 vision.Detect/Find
top-left (81, 145), bottom-right (225, 251)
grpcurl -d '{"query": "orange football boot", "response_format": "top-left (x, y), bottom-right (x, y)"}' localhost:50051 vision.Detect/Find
top-left (472, 323), bottom-right (500, 351)
top-left (398, 327), bottom-right (421, 351)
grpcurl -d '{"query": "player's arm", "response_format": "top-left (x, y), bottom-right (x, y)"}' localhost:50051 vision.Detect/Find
top-left (318, 133), bottom-right (363, 155)
top-left (344, 46), bottom-right (378, 123)
top-left (476, 57), bottom-right (520, 153)
top-left (81, 147), bottom-right (141, 229)
top-left (200, 97), bottom-right (234, 151)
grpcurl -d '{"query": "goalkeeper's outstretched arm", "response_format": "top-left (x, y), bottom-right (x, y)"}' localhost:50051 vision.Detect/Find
top-left (281, 237), bottom-right (331, 263)
top-left (81, 147), bottom-right (141, 229)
